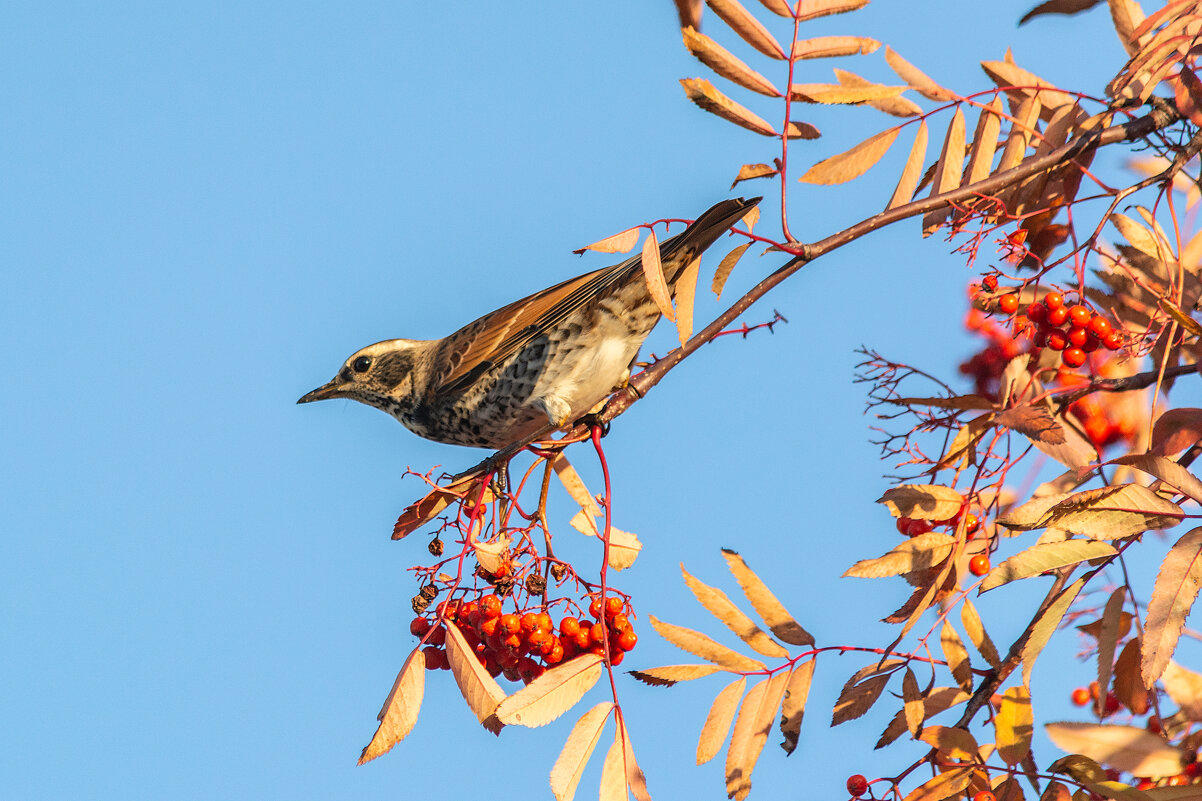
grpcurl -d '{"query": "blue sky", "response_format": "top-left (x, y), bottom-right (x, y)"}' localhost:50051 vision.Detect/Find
top-left (1, 2), bottom-right (1176, 799)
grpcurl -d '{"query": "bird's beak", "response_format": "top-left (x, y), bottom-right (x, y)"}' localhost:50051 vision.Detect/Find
top-left (297, 378), bottom-right (347, 404)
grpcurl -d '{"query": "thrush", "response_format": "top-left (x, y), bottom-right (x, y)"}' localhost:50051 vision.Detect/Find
top-left (298, 197), bottom-right (761, 449)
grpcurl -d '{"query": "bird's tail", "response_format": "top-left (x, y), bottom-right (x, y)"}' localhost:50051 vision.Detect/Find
top-left (658, 196), bottom-right (762, 287)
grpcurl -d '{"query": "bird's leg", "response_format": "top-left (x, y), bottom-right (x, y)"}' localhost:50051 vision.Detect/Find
top-left (489, 462), bottom-right (510, 520)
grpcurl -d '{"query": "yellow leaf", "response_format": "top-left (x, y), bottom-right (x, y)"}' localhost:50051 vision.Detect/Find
top-left (918, 725), bottom-right (979, 760)
top-left (1143, 528), bottom-right (1202, 687)
top-left (961, 599), bottom-right (1001, 668)
top-left (681, 564), bottom-right (790, 657)
top-left (799, 128), bottom-right (901, 185)
top-left (941, 622), bottom-right (973, 693)
top-left (1095, 588), bottom-right (1126, 716)
top-left (552, 454), bottom-right (601, 516)
top-left (996, 686), bottom-right (1033, 765)
top-left (681, 78), bottom-right (777, 137)
top-left (791, 82), bottom-right (908, 105)
top-left (578, 227), bottom-right (640, 255)
top-left (683, 26), bottom-right (780, 96)
top-left (964, 96), bottom-right (1004, 187)
top-left (730, 163), bottom-right (777, 189)
top-left (791, 35), bottom-right (880, 60)
top-left (887, 120), bottom-right (929, 210)
top-left (629, 664), bottom-right (722, 687)
top-left (569, 511), bottom-right (643, 570)
top-left (444, 620), bottom-right (506, 734)
top-left (496, 653), bottom-right (604, 728)
top-left (903, 766), bottom-right (976, 801)
top-left (795, 0), bottom-right (870, 22)
top-left (878, 484), bottom-right (965, 519)
top-left (550, 703), bottom-right (613, 801)
top-left (707, 0), bottom-right (785, 58)
top-left (721, 549), bottom-right (814, 646)
top-left (697, 677), bottom-right (746, 764)
top-left (923, 107), bottom-right (967, 235)
top-left (835, 68), bottom-right (923, 118)
top-left (725, 671), bottom-right (790, 800)
top-left (1023, 578), bottom-right (1085, 687)
top-left (884, 45), bottom-right (955, 101)
top-left (358, 647), bottom-right (425, 764)
top-left (649, 615), bottom-right (766, 671)
top-left (843, 532), bottom-right (956, 578)
top-left (981, 59), bottom-right (1075, 111)
top-left (641, 229), bottom-right (674, 322)
top-left (674, 255), bottom-right (701, 346)
top-left (780, 660), bottom-right (815, 755)
top-left (712, 242), bottom-right (752, 298)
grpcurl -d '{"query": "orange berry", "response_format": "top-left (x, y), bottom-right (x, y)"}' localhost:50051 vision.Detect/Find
top-left (847, 775), bottom-right (869, 797)
top-left (610, 614), bottom-right (631, 632)
top-left (1089, 316), bottom-right (1112, 337)
top-left (527, 628), bottom-right (550, 648)
top-left (963, 513), bottom-right (980, 535)
top-left (999, 294), bottom-right (1019, 314)
top-left (479, 594), bottom-right (503, 618)
top-left (545, 641), bottom-right (565, 665)
top-left (1044, 291), bottom-right (1064, 310)
top-left (589, 598), bottom-right (603, 618)
top-left (605, 597), bottom-right (624, 618)
top-left (973, 792), bottom-right (997, 801)
top-left (1071, 687), bottom-right (1091, 706)
top-left (1068, 326), bottom-right (1089, 347)
top-left (537, 612), bottom-right (553, 631)
top-left (616, 630), bottom-right (638, 651)
top-left (982, 275), bottom-right (999, 292)
top-left (609, 649), bottom-right (625, 666)
top-left (1062, 347), bottom-right (1087, 368)
top-left (560, 616), bottom-right (581, 638)
top-left (1047, 305), bottom-right (1069, 326)
top-left (503, 632), bottom-right (523, 649)
top-left (1103, 330), bottom-right (1123, 350)
top-left (969, 554), bottom-right (990, 576)
top-left (1089, 681), bottom-right (1100, 700)
top-left (1068, 304), bottom-right (1091, 327)
top-left (480, 617), bottom-right (500, 637)
top-left (500, 613), bottom-right (521, 635)
top-left (1026, 301), bottom-right (1046, 322)
top-left (519, 612), bottom-right (539, 633)
top-left (590, 622), bottom-right (607, 645)
top-left (574, 625), bottom-right (593, 650)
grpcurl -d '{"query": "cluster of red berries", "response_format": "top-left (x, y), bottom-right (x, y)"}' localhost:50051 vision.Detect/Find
top-left (410, 594), bottom-right (638, 683)
top-left (997, 291), bottom-right (1123, 367)
top-left (896, 511), bottom-right (981, 539)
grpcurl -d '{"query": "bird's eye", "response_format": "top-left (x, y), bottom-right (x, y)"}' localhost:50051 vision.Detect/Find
top-left (352, 356), bottom-right (372, 373)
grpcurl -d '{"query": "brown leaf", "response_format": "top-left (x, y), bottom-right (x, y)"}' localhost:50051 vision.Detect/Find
top-left (393, 474), bottom-right (488, 539)
top-left (1108, 0), bottom-right (1147, 56)
top-left (941, 622), bottom-right (973, 693)
top-left (740, 204), bottom-right (760, 233)
top-left (707, 0), bottom-right (785, 58)
top-left (629, 664), bottom-right (722, 687)
top-left (996, 686), bottom-right (1034, 765)
top-left (997, 404), bottom-right (1067, 444)
top-left (1114, 454), bottom-right (1202, 504)
top-left (681, 564), bottom-right (790, 657)
top-left (496, 653), bottom-right (604, 728)
top-left (358, 647), bottom-right (425, 764)
top-left (795, 0), bottom-right (870, 22)
top-left (799, 127), bottom-right (901, 185)
top-left (995, 95), bottom-right (1043, 199)
top-left (1040, 780), bottom-right (1072, 801)
top-left (674, 0), bottom-right (704, 29)
top-left (1000, 485), bottom-right (1184, 540)
top-left (780, 659), bottom-right (815, 755)
top-left (876, 687), bottom-right (970, 749)
top-left (721, 549), bottom-right (814, 646)
top-left (725, 671), bottom-right (790, 800)
top-left (1173, 65), bottom-right (1202, 127)
top-left (680, 77), bottom-right (777, 137)
top-left (698, 677), bottom-right (746, 765)
top-left (832, 671), bottom-right (894, 725)
top-left (785, 119), bottom-right (822, 139)
top-left (712, 242), bottom-right (753, 298)
top-left (576, 227), bottom-right (641, 255)
top-left (843, 532), bottom-right (957, 578)
top-left (1019, 0), bottom-right (1103, 26)
top-left (903, 668), bottom-right (924, 737)
top-left (884, 45), bottom-right (955, 101)
top-left (1151, 408), bottom-right (1202, 455)
top-left (649, 615), bottom-right (767, 671)
top-left (791, 35), bottom-right (881, 60)
top-left (444, 620), bottom-right (506, 734)
top-left (878, 484), bottom-right (966, 520)
top-left (550, 702), bottom-right (613, 801)
top-left (923, 107), bottom-right (967, 236)
top-left (730, 163), bottom-right (778, 189)
top-left (641, 228), bottom-right (674, 322)
top-left (1142, 527), bottom-right (1202, 687)
top-left (1112, 638), bottom-right (1148, 715)
top-left (919, 725), bottom-right (979, 759)
top-left (1162, 660), bottom-right (1202, 720)
top-left (683, 26), bottom-right (780, 97)
top-left (1076, 612), bottom-right (1132, 641)
top-left (1044, 722), bottom-right (1185, 777)
top-left (1160, 296), bottom-right (1202, 337)
top-left (903, 767), bottom-right (977, 801)
top-left (961, 598), bottom-right (1002, 668)
top-left (887, 120), bottom-right (929, 210)
top-left (675, 255), bottom-right (701, 346)
top-left (1022, 578), bottom-right (1085, 687)
top-left (1095, 588), bottom-right (1126, 714)
top-left (756, 0), bottom-right (794, 16)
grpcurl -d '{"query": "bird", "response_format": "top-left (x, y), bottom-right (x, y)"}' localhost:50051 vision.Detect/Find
top-left (298, 197), bottom-right (761, 449)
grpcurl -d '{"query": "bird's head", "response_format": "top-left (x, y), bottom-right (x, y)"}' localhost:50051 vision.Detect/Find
top-left (297, 339), bottom-right (431, 415)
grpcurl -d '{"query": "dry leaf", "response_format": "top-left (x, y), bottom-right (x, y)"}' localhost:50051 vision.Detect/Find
top-left (996, 686), bottom-right (1034, 765)
top-left (681, 78), bottom-right (778, 137)
top-left (941, 622), bottom-right (974, 693)
top-left (791, 82), bottom-right (908, 105)
top-left (1019, 0), bottom-right (1104, 27)
top-left (883, 45), bottom-right (955, 101)
top-left (707, 0), bottom-right (785, 58)
top-left (887, 120), bottom-right (929, 210)
top-left (879, 484), bottom-right (965, 520)
top-left (902, 668), bottom-right (924, 737)
top-left (725, 671), bottom-right (790, 800)
top-left (1161, 660), bottom-right (1202, 720)
top-left (795, 0), bottom-right (870, 22)
top-left (1022, 578), bottom-right (1085, 687)
top-left (721, 549), bottom-right (815, 646)
top-left (961, 599), bottom-right (1002, 667)
top-left (730, 164), bottom-right (777, 189)
top-left (641, 229), bottom-right (674, 322)
top-left (1151, 408), bottom-right (1202, 455)
top-left (681, 564), bottom-right (789, 657)
top-left (599, 731), bottom-right (626, 801)
top-left (698, 677), bottom-right (746, 764)
top-left (835, 67), bottom-right (923, 117)
top-left (780, 660), bottom-right (815, 755)
top-left (844, 532), bottom-right (956, 578)
top-left (551, 703), bottom-right (613, 801)
top-left (445, 620), bottom-right (506, 734)
top-left (756, 0), bottom-right (794, 17)
top-left (496, 653), bottom-right (604, 728)
top-left (799, 128), bottom-right (901, 185)
top-left (791, 35), bottom-right (881, 60)
top-left (923, 107), bottom-right (967, 235)
top-left (577, 227), bottom-right (641, 255)
top-left (674, 255), bottom-right (701, 346)
top-left (629, 664), bottom-right (722, 687)
top-left (903, 766), bottom-right (977, 801)
top-left (683, 26), bottom-right (780, 96)
top-left (832, 669), bottom-right (896, 725)
top-left (1112, 638), bottom-right (1148, 714)
top-left (358, 647), bottom-right (425, 764)
top-left (876, 687), bottom-right (970, 748)
top-left (998, 485), bottom-right (1183, 540)
top-left (569, 512), bottom-right (643, 570)
top-left (1095, 588), bottom-right (1126, 716)
top-left (996, 405), bottom-right (1066, 444)
top-left (553, 454), bottom-right (602, 516)
top-left (964, 96), bottom-right (1005, 188)
top-left (649, 615), bottom-right (767, 672)
top-left (712, 243), bottom-right (753, 298)
top-left (981, 59), bottom-right (1075, 111)
top-left (393, 474), bottom-right (488, 539)
top-left (472, 533), bottom-right (510, 575)
top-left (1142, 527), bottom-right (1202, 687)
top-left (1108, 0), bottom-right (1148, 56)
top-left (919, 725), bottom-right (979, 759)
top-left (1045, 722), bottom-right (1185, 777)
top-left (616, 716), bottom-right (651, 801)
top-left (785, 120), bottom-right (822, 139)
top-left (1113, 454), bottom-right (1202, 504)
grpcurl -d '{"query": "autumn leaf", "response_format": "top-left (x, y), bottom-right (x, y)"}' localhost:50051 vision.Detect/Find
top-left (876, 687), bottom-right (969, 749)
top-left (681, 564), bottom-right (789, 657)
top-left (996, 404), bottom-right (1067, 444)
top-left (791, 35), bottom-right (881, 60)
top-left (683, 26), bottom-right (780, 97)
top-left (1019, 0), bottom-right (1103, 27)
top-left (640, 228), bottom-right (674, 322)
top-left (780, 660), bottom-right (815, 755)
top-left (799, 128), bottom-right (901, 185)
top-left (707, 0), bottom-right (786, 58)
top-left (923, 107), bottom-right (967, 236)
top-left (550, 703), bottom-right (613, 801)
top-left (1114, 454), bottom-right (1202, 504)
top-left (574, 227), bottom-right (641, 255)
top-left (698, 677), bottom-right (746, 765)
top-left (795, 0), bottom-right (870, 23)
top-left (393, 474), bottom-right (489, 539)
top-left (496, 653), bottom-right (604, 728)
top-left (887, 120), bottom-right (929, 210)
top-left (791, 82), bottom-right (908, 105)
top-left (681, 78), bottom-right (778, 137)
top-left (844, 532), bottom-right (956, 578)
top-left (1045, 722), bottom-right (1184, 777)
top-left (961, 598), bottom-right (1001, 667)
top-left (649, 615), bottom-right (767, 671)
top-left (712, 243), bottom-right (753, 298)
top-left (444, 620), bottom-right (506, 734)
top-left (883, 45), bottom-right (955, 101)
top-left (725, 671), bottom-right (790, 800)
top-left (674, 255), bottom-right (701, 346)
top-left (963, 96), bottom-right (1005, 188)
top-left (1151, 408), bottom-right (1202, 455)
top-left (940, 622), bottom-right (973, 693)
top-left (1161, 660), bottom-right (1202, 720)
top-left (629, 664), bottom-right (721, 687)
top-left (918, 725), bottom-right (979, 760)
top-left (998, 485), bottom-right (1183, 540)
top-left (902, 766), bottom-right (976, 801)
top-left (1141, 528), bottom-right (1202, 687)
top-left (832, 663), bottom-right (900, 725)
top-left (996, 686), bottom-right (1033, 765)
top-left (1095, 588), bottom-right (1126, 716)
top-left (553, 454), bottom-right (602, 516)
top-left (358, 647), bottom-right (425, 764)
top-left (1112, 638), bottom-right (1148, 715)
top-left (878, 484), bottom-right (965, 520)
top-left (721, 549), bottom-right (814, 646)
top-left (730, 164), bottom-right (777, 190)
top-left (1022, 578), bottom-right (1085, 687)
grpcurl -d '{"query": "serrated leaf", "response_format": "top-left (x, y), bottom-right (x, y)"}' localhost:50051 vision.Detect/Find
top-left (495, 653), bottom-right (604, 728)
top-left (730, 164), bottom-right (777, 190)
top-left (780, 659), bottom-right (815, 755)
top-left (681, 564), bottom-right (789, 657)
top-left (712, 242), bottom-right (752, 298)
top-left (996, 404), bottom-right (1066, 444)
top-left (551, 703), bottom-right (613, 801)
top-left (919, 725), bottom-right (979, 759)
top-left (834, 68), bottom-right (923, 117)
top-left (1112, 638), bottom-right (1149, 715)
top-left (577, 227), bottom-right (641, 255)
top-left (725, 671), bottom-right (790, 800)
top-left (1114, 454), bottom-right (1202, 504)
top-left (629, 664), bottom-right (721, 687)
top-left (674, 255), bottom-right (701, 346)
top-left (1159, 296), bottom-right (1202, 337)
top-left (1022, 578), bottom-right (1085, 687)
top-left (707, 0), bottom-right (785, 58)
top-left (879, 484), bottom-right (965, 520)
top-left (887, 120), bottom-right (929, 210)
top-left (997, 686), bottom-right (1034, 765)
top-left (1045, 722), bottom-right (1185, 777)
top-left (1000, 485), bottom-right (1183, 540)
top-left (832, 672), bottom-right (893, 725)
top-left (884, 45), bottom-right (954, 101)
top-left (1162, 659), bottom-right (1202, 720)
top-left (799, 127), bottom-right (900, 185)
top-left (641, 229), bottom-right (674, 322)
top-left (903, 766), bottom-right (977, 801)
top-left (1151, 408), bottom-right (1202, 456)
top-left (1049, 754), bottom-right (1108, 783)
top-left (1096, 588), bottom-right (1126, 715)
top-left (903, 668), bottom-right (924, 737)
top-left (941, 622), bottom-right (973, 692)
top-left (876, 687), bottom-right (969, 749)
top-left (923, 107), bottom-right (967, 235)
top-left (791, 82), bottom-right (908, 105)
top-left (698, 677), bottom-right (746, 765)
top-left (444, 620), bottom-right (506, 734)
top-left (649, 615), bottom-right (767, 672)
top-left (1142, 528), bottom-right (1202, 687)
top-left (683, 26), bottom-right (780, 97)
top-left (844, 532), bottom-right (956, 578)
top-left (358, 647), bottom-right (425, 764)
top-left (791, 35), bottom-right (881, 60)
top-left (961, 598), bottom-right (1001, 667)
top-left (721, 549), bottom-right (814, 646)
top-left (680, 78), bottom-right (777, 137)
top-left (1112, 212), bottom-right (1168, 260)
top-left (393, 474), bottom-right (488, 539)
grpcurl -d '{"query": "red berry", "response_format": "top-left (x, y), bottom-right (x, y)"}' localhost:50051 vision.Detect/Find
top-left (479, 594), bottom-right (502, 618)
top-left (1104, 692), bottom-right (1121, 715)
top-left (999, 294), bottom-right (1019, 314)
top-left (605, 597), bottom-right (624, 618)
top-left (982, 275), bottom-right (999, 292)
top-left (423, 645), bottom-right (445, 670)
top-left (1068, 304), bottom-right (1091, 327)
top-left (1103, 330), bottom-right (1123, 350)
top-left (610, 614), bottom-right (631, 632)
top-left (1082, 335), bottom-right (1101, 353)
top-left (963, 513), bottom-right (980, 535)
top-left (503, 632), bottom-right (523, 649)
top-left (609, 649), bottom-right (625, 666)
top-left (480, 617), bottom-right (500, 637)
top-left (847, 775), bottom-right (869, 797)
top-left (589, 598), bottom-right (603, 619)
top-left (1046, 330), bottom-right (1068, 351)
top-left (1089, 316), bottom-right (1111, 337)
top-left (973, 793), bottom-right (997, 801)
top-left (1026, 301), bottom-right (1046, 322)
top-left (426, 625), bottom-right (446, 646)
top-left (1047, 305), bottom-right (1069, 326)
top-left (1068, 326), bottom-right (1089, 347)
top-left (410, 617), bottom-right (432, 637)
top-left (1071, 687), bottom-right (1091, 706)
top-left (1062, 347), bottom-right (1087, 368)
top-left (1032, 327), bottom-right (1048, 347)
top-left (537, 612), bottom-right (553, 631)
top-left (616, 630), bottom-right (638, 651)
top-left (969, 554), bottom-right (990, 576)
top-left (590, 623), bottom-right (607, 645)
top-left (500, 614), bottom-right (521, 635)
top-left (560, 617), bottom-right (581, 638)
top-left (520, 612), bottom-right (539, 633)
top-left (574, 624), bottom-right (593, 650)
top-left (1044, 291), bottom-right (1064, 310)
top-left (527, 628), bottom-right (550, 648)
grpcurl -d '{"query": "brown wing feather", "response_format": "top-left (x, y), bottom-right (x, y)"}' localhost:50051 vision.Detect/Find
top-left (430, 197), bottom-right (760, 397)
